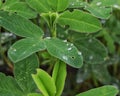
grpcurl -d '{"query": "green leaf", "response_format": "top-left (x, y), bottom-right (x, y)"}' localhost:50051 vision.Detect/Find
top-left (14, 54), bottom-right (39, 93)
top-left (0, 1), bottom-right (2, 9)
top-left (8, 38), bottom-right (46, 63)
top-left (68, 0), bottom-right (86, 8)
top-left (91, 64), bottom-right (112, 84)
top-left (48, 0), bottom-right (69, 12)
top-left (84, 0), bottom-right (117, 19)
top-left (74, 37), bottom-right (107, 64)
top-left (115, 0), bottom-right (120, 9)
top-left (45, 38), bottom-right (83, 68)
top-left (102, 30), bottom-right (115, 53)
top-left (90, 0), bottom-right (117, 7)
top-left (76, 85), bottom-right (119, 96)
top-left (2, 0), bottom-right (19, 10)
top-left (0, 11), bottom-right (43, 38)
top-left (4, 2), bottom-right (37, 19)
top-left (84, 4), bottom-right (112, 19)
top-left (32, 69), bottom-right (56, 96)
top-left (28, 93), bottom-right (43, 96)
top-left (0, 73), bottom-right (23, 96)
top-left (26, 0), bottom-right (52, 13)
top-left (2, 0), bottom-right (37, 19)
top-left (52, 61), bottom-right (67, 96)
top-left (57, 10), bottom-right (102, 33)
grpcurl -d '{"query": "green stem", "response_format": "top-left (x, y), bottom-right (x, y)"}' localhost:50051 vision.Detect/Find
top-left (49, 12), bottom-right (58, 38)
top-left (51, 24), bottom-right (57, 37)
top-left (92, 76), bottom-right (99, 87)
top-left (91, 65), bottom-right (99, 87)
top-left (113, 63), bottom-right (118, 76)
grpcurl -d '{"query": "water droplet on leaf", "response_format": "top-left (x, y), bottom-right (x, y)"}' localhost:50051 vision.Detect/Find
top-left (88, 39), bottom-right (92, 43)
top-left (78, 52), bottom-right (82, 55)
top-left (62, 56), bottom-right (68, 60)
top-left (66, 43), bottom-right (69, 46)
top-left (46, 37), bottom-right (51, 39)
top-left (12, 48), bottom-right (16, 52)
top-left (89, 56), bottom-right (93, 60)
top-left (63, 40), bottom-right (67, 42)
top-left (71, 3), bottom-right (75, 6)
top-left (70, 44), bottom-right (73, 46)
top-left (96, 2), bottom-right (102, 6)
top-left (113, 4), bottom-right (120, 9)
top-left (68, 47), bottom-right (72, 51)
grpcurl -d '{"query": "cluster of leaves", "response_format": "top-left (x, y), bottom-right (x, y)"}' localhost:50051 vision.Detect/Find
top-left (0, 0), bottom-right (120, 96)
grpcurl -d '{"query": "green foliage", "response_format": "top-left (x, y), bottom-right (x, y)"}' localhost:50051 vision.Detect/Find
top-left (45, 38), bottom-right (83, 68)
top-left (58, 10), bottom-right (102, 33)
top-left (48, 0), bottom-right (69, 12)
top-left (5, 2), bottom-right (37, 19)
top-left (0, 0), bottom-right (119, 96)
top-left (0, 54), bottom-right (39, 96)
top-left (32, 69), bottom-right (56, 96)
top-left (14, 54), bottom-right (39, 93)
top-left (76, 85), bottom-right (118, 96)
top-left (0, 73), bottom-right (23, 96)
top-left (52, 61), bottom-right (67, 96)
top-left (84, 0), bottom-right (114, 19)
top-left (28, 93), bottom-right (43, 96)
top-left (1, 0), bottom-right (37, 19)
top-left (8, 38), bottom-right (46, 63)
top-left (26, 0), bottom-right (52, 13)
top-left (74, 37), bottom-right (107, 64)
top-left (0, 11), bottom-right (43, 38)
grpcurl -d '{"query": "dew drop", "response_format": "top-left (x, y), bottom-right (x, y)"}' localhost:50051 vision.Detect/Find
top-left (66, 43), bottom-right (69, 46)
top-left (76, 77), bottom-right (84, 83)
top-left (70, 43), bottom-right (73, 46)
top-left (113, 4), bottom-right (120, 9)
top-left (78, 52), bottom-right (82, 55)
top-left (88, 39), bottom-right (92, 43)
top-left (89, 56), bottom-right (93, 60)
top-left (104, 57), bottom-right (108, 61)
top-left (101, 19), bottom-right (106, 24)
top-left (68, 47), bottom-right (72, 51)
top-left (46, 37), bottom-right (51, 39)
top-left (12, 48), bottom-right (16, 52)
top-left (62, 56), bottom-right (68, 60)
top-left (96, 2), bottom-right (102, 6)
top-left (63, 40), bottom-right (67, 42)
top-left (71, 3), bottom-right (75, 6)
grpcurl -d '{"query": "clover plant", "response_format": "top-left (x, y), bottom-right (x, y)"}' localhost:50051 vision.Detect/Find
top-left (0, 0), bottom-right (119, 96)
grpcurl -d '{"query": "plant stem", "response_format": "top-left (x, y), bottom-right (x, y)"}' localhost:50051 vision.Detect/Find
top-left (2, 53), bottom-right (13, 70)
top-left (51, 24), bottom-right (57, 37)
top-left (113, 63), bottom-right (118, 76)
